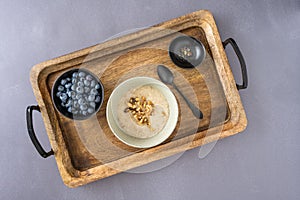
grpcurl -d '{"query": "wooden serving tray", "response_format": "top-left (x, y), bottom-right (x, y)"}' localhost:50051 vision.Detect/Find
top-left (29, 10), bottom-right (247, 187)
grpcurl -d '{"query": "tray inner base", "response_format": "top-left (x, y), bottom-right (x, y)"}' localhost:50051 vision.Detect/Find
top-left (46, 26), bottom-right (229, 171)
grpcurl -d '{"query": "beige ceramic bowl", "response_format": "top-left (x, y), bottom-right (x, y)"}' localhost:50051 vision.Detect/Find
top-left (106, 77), bottom-right (178, 148)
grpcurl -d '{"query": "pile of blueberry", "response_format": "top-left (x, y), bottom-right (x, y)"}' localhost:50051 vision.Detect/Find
top-left (53, 69), bottom-right (103, 119)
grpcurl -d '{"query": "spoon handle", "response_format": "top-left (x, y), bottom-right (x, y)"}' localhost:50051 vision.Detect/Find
top-left (172, 84), bottom-right (203, 119)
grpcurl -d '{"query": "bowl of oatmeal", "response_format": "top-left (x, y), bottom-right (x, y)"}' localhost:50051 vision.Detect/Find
top-left (106, 77), bottom-right (178, 148)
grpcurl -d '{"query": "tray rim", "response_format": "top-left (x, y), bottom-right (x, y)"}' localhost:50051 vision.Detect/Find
top-left (30, 10), bottom-right (247, 187)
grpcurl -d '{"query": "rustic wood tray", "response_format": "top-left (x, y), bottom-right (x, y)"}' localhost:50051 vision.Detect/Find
top-left (27, 10), bottom-right (247, 187)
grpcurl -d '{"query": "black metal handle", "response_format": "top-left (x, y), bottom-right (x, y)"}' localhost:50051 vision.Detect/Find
top-left (223, 38), bottom-right (248, 90)
top-left (26, 105), bottom-right (54, 158)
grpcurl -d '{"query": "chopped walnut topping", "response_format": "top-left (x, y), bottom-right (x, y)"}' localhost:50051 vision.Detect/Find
top-left (124, 96), bottom-right (154, 126)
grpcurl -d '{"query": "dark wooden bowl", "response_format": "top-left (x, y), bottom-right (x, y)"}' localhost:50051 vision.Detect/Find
top-left (52, 68), bottom-right (104, 120)
top-left (169, 36), bottom-right (206, 68)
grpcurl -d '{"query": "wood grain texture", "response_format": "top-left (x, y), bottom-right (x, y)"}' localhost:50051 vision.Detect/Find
top-left (30, 10), bottom-right (247, 187)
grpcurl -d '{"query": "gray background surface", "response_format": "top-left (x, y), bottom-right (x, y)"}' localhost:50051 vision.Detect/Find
top-left (0, 0), bottom-right (299, 199)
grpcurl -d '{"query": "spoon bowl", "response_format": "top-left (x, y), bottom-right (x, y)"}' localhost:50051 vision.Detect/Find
top-left (157, 65), bottom-right (203, 119)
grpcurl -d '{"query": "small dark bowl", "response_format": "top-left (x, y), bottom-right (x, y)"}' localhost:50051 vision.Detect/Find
top-left (52, 68), bottom-right (104, 120)
top-left (169, 36), bottom-right (206, 68)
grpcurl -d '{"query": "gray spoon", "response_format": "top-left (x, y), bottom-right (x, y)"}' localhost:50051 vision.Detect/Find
top-left (157, 65), bottom-right (203, 119)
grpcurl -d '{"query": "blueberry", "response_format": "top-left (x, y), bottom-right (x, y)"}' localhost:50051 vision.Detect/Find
top-left (75, 94), bottom-right (82, 100)
top-left (95, 84), bottom-right (101, 90)
top-left (61, 79), bottom-right (67, 85)
top-left (60, 93), bottom-right (68, 102)
top-left (87, 108), bottom-right (94, 114)
top-left (70, 91), bottom-right (76, 99)
top-left (66, 77), bottom-right (71, 82)
top-left (86, 75), bottom-right (93, 81)
top-left (72, 109), bottom-right (78, 115)
top-left (90, 102), bottom-right (96, 108)
top-left (88, 94), bottom-right (95, 102)
top-left (67, 107), bottom-right (72, 113)
top-left (77, 81), bottom-right (84, 87)
top-left (84, 87), bottom-right (90, 93)
top-left (73, 100), bottom-right (79, 108)
top-left (72, 78), bottom-right (77, 84)
top-left (78, 98), bottom-right (86, 105)
top-left (79, 72), bottom-right (86, 77)
top-left (82, 110), bottom-right (87, 116)
top-left (58, 85), bottom-right (64, 92)
top-left (71, 84), bottom-right (76, 91)
top-left (79, 77), bottom-right (85, 82)
top-left (66, 99), bottom-right (72, 107)
top-left (84, 80), bottom-right (90, 86)
top-left (72, 72), bottom-right (78, 78)
top-left (67, 91), bottom-right (72, 97)
top-left (95, 95), bottom-right (101, 103)
top-left (56, 91), bottom-right (62, 97)
top-left (76, 86), bottom-right (84, 94)
top-left (80, 104), bottom-right (88, 111)
top-left (90, 80), bottom-right (96, 87)
top-left (90, 88), bottom-right (98, 95)
top-left (65, 83), bottom-right (72, 89)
